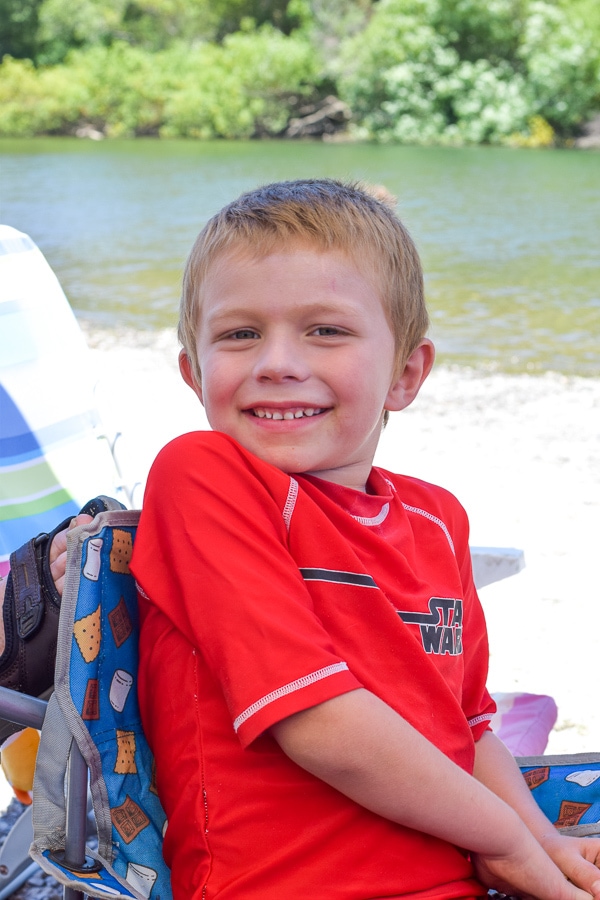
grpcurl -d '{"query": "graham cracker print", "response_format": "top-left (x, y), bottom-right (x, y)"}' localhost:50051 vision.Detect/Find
top-left (555, 800), bottom-right (592, 828)
top-left (111, 795), bottom-right (150, 844)
top-left (115, 730), bottom-right (137, 775)
top-left (73, 605), bottom-right (101, 663)
top-left (523, 767), bottom-right (550, 791)
top-left (108, 596), bottom-right (133, 648)
top-left (82, 679), bottom-right (100, 720)
top-left (110, 529), bottom-right (133, 574)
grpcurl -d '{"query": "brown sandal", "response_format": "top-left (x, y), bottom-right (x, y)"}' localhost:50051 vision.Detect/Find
top-left (0, 496), bottom-right (124, 743)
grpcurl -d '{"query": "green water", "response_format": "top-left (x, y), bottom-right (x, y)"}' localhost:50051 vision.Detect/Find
top-left (1, 138), bottom-right (598, 375)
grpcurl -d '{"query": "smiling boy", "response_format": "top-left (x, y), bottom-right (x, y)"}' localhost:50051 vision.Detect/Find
top-left (130, 180), bottom-right (600, 900)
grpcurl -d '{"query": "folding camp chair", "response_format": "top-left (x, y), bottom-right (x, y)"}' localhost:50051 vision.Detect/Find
top-left (1, 512), bottom-right (599, 900)
top-left (30, 508), bottom-right (168, 900)
top-left (0, 508), bottom-right (169, 900)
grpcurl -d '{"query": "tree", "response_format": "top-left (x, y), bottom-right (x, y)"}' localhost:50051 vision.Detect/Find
top-left (0, 0), bottom-right (42, 59)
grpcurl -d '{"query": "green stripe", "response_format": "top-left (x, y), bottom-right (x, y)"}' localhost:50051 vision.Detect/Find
top-left (0, 488), bottom-right (73, 523)
top-left (0, 459), bottom-right (61, 497)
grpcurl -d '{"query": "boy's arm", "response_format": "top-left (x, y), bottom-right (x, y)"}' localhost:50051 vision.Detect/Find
top-left (270, 688), bottom-right (599, 900)
top-left (474, 730), bottom-right (600, 895)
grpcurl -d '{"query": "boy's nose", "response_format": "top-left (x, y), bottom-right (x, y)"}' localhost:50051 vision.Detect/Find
top-left (253, 337), bottom-right (309, 382)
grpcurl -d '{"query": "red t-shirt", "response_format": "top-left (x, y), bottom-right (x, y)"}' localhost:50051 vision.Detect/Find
top-left (131, 431), bottom-right (494, 900)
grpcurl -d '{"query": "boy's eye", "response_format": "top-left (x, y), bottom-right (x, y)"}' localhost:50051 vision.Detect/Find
top-left (311, 326), bottom-right (344, 336)
top-left (228, 329), bottom-right (259, 340)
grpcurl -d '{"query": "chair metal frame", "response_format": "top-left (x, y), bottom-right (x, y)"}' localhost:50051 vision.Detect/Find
top-left (0, 686), bottom-right (89, 900)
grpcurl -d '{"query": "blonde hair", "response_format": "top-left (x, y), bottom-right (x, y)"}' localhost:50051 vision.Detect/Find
top-left (179, 179), bottom-right (428, 387)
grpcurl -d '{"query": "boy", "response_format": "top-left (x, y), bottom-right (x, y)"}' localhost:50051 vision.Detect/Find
top-left (130, 179), bottom-right (600, 899)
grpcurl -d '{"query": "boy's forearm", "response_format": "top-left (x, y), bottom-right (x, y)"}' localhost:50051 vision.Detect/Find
top-left (270, 688), bottom-right (531, 857)
top-left (473, 729), bottom-right (561, 841)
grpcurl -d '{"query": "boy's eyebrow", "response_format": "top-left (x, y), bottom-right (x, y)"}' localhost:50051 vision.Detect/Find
top-left (204, 301), bottom-right (366, 326)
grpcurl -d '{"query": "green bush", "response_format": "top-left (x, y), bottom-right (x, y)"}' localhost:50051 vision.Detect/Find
top-left (0, 26), bottom-right (319, 138)
top-left (0, 56), bottom-right (85, 135)
top-left (66, 43), bottom-right (173, 136)
top-left (160, 26), bottom-right (320, 138)
top-left (519, 1), bottom-right (600, 132)
top-left (336, 0), bottom-right (600, 144)
top-left (1, 0), bottom-right (598, 143)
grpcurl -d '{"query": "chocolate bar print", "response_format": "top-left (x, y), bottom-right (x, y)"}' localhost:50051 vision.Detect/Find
top-left (82, 679), bottom-right (100, 720)
top-left (555, 800), bottom-right (592, 828)
top-left (111, 795), bottom-right (150, 844)
top-left (523, 767), bottom-right (550, 790)
top-left (108, 596), bottom-right (133, 648)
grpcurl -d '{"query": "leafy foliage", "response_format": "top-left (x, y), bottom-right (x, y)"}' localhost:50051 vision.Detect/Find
top-left (0, 28), bottom-right (319, 138)
top-left (335, 0), bottom-right (600, 144)
top-left (0, 0), bottom-right (43, 60)
top-left (161, 27), bottom-right (319, 138)
top-left (0, 0), bottom-right (598, 143)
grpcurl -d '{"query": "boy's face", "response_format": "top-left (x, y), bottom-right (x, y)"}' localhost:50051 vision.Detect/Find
top-left (180, 244), bottom-right (433, 491)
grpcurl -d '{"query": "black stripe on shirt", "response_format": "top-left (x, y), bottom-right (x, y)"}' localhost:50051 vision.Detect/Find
top-left (299, 568), bottom-right (378, 588)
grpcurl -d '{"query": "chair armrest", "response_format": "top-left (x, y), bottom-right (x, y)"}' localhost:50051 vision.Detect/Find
top-left (470, 546), bottom-right (525, 589)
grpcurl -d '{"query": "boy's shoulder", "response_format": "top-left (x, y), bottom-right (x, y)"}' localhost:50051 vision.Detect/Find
top-left (149, 429), bottom-right (292, 491)
top-left (160, 429), bottom-right (240, 456)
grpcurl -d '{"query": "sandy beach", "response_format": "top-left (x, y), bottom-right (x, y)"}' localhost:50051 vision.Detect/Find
top-left (79, 325), bottom-right (600, 757)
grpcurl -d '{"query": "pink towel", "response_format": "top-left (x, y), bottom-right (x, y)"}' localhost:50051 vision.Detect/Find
top-left (491, 692), bottom-right (558, 756)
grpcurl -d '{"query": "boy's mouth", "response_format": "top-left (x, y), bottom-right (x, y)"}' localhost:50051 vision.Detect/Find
top-left (249, 407), bottom-right (325, 420)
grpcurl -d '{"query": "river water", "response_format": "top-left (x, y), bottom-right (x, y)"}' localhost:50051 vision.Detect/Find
top-left (1, 138), bottom-right (598, 374)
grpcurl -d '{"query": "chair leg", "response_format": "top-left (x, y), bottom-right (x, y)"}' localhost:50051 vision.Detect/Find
top-left (62, 743), bottom-right (90, 900)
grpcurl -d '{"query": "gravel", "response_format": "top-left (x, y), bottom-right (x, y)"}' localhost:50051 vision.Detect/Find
top-left (0, 799), bottom-right (61, 899)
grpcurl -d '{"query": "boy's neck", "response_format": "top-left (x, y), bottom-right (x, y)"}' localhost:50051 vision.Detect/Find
top-left (301, 461), bottom-right (376, 494)
top-left (301, 469), bottom-right (369, 494)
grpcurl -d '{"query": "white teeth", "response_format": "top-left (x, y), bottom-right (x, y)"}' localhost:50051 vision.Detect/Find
top-left (252, 407), bottom-right (323, 419)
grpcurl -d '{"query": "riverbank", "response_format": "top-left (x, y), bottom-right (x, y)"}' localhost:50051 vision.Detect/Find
top-left (80, 325), bottom-right (600, 756)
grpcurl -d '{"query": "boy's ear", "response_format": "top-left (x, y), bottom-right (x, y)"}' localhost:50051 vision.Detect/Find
top-left (178, 349), bottom-right (204, 404)
top-left (385, 339), bottom-right (435, 412)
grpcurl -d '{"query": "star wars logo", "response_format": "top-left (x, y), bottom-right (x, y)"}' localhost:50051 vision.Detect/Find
top-left (397, 597), bottom-right (463, 656)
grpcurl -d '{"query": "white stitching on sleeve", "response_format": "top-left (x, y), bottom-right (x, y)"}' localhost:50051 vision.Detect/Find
top-left (468, 712), bottom-right (495, 728)
top-left (233, 662), bottom-right (349, 732)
